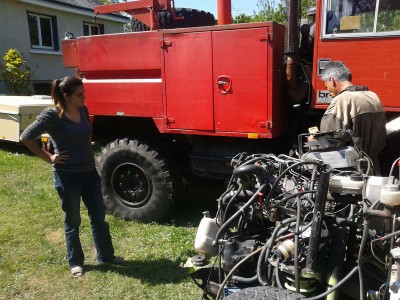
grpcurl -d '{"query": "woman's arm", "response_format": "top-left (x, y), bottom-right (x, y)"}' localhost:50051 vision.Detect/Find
top-left (21, 139), bottom-right (68, 165)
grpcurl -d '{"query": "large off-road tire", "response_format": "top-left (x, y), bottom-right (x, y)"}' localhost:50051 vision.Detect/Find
top-left (96, 139), bottom-right (173, 222)
top-left (131, 8), bottom-right (215, 32)
top-left (224, 286), bottom-right (305, 300)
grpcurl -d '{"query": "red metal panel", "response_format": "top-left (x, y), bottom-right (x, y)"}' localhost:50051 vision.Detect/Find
top-left (212, 27), bottom-right (270, 135)
top-left (74, 31), bottom-right (164, 118)
top-left (94, 0), bottom-right (154, 14)
top-left (83, 80), bottom-right (163, 117)
top-left (77, 31), bottom-right (162, 76)
top-left (61, 40), bottom-right (79, 68)
top-left (163, 32), bottom-right (214, 131)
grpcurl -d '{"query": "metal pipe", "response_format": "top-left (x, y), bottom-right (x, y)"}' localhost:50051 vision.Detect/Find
top-left (217, 0), bottom-right (232, 25)
top-left (285, 0), bottom-right (300, 54)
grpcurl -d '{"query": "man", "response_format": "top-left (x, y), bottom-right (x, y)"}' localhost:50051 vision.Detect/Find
top-left (318, 61), bottom-right (386, 174)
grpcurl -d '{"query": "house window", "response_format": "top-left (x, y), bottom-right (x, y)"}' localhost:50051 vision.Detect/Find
top-left (27, 12), bottom-right (58, 50)
top-left (83, 22), bottom-right (104, 36)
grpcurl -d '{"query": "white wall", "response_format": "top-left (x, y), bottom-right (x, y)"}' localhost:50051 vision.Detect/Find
top-left (0, 0), bottom-right (127, 94)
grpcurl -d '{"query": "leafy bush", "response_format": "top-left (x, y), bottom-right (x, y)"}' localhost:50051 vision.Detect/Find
top-left (1, 49), bottom-right (33, 95)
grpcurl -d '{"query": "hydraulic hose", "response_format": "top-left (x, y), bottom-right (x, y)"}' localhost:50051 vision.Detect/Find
top-left (216, 184), bottom-right (235, 224)
top-left (222, 184), bottom-right (242, 223)
top-left (383, 210), bottom-right (398, 299)
top-left (232, 274), bottom-right (258, 284)
top-left (257, 217), bottom-right (296, 285)
top-left (294, 195), bottom-right (301, 293)
top-left (388, 157), bottom-right (400, 177)
top-left (304, 266), bottom-right (359, 300)
top-left (358, 212), bottom-right (369, 300)
top-left (213, 183), bottom-right (267, 246)
top-left (215, 247), bottom-right (263, 300)
top-left (269, 190), bottom-right (317, 209)
top-left (275, 256), bottom-right (283, 288)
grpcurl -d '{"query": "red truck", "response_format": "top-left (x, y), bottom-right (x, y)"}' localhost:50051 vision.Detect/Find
top-left (61, 0), bottom-right (400, 221)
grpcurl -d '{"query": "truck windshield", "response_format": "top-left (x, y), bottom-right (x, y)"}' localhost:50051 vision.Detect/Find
top-left (323, 0), bottom-right (400, 37)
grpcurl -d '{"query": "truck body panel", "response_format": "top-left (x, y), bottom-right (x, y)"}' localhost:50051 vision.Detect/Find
top-left (77, 31), bottom-right (164, 118)
top-left (66, 22), bottom-right (286, 139)
top-left (163, 31), bottom-right (214, 131)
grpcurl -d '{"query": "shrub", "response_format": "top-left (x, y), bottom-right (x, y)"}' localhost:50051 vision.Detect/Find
top-left (1, 49), bottom-right (34, 95)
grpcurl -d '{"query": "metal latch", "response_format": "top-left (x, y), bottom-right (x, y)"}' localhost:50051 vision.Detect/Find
top-left (165, 117), bottom-right (175, 125)
top-left (161, 38), bottom-right (172, 48)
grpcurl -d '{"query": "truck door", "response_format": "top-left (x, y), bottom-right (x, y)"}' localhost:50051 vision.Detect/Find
top-left (313, 0), bottom-right (400, 109)
top-left (163, 32), bottom-right (214, 131)
top-left (212, 27), bottom-right (269, 134)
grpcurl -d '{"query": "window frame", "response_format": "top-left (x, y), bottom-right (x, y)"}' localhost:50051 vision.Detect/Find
top-left (27, 11), bottom-right (59, 50)
top-left (321, 0), bottom-right (400, 39)
top-left (83, 21), bottom-right (104, 36)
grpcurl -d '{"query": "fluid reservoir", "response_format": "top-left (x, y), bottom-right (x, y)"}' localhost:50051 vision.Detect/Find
top-left (380, 183), bottom-right (400, 206)
top-left (329, 175), bottom-right (364, 195)
top-left (194, 216), bottom-right (220, 258)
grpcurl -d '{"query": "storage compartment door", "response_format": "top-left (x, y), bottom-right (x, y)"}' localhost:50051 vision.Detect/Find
top-left (213, 28), bottom-right (269, 133)
top-left (163, 32), bottom-right (214, 130)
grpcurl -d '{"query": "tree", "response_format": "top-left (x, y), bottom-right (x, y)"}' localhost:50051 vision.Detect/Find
top-left (233, 0), bottom-right (316, 24)
top-left (101, 0), bottom-right (132, 32)
top-left (0, 49), bottom-right (33, 96)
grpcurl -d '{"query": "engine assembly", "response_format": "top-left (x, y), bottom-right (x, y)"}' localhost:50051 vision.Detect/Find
top-left (188, 130), bottom-right (400, 300)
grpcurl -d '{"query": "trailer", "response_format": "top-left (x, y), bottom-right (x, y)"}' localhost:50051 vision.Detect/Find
top-left (0, 96), bottom-right (52, 142)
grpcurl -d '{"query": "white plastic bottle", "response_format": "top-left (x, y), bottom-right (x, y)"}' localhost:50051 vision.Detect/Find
top-left (194, 216), bottom-right (220, 258)
top-left (380, 183), bottom-right (400, 206)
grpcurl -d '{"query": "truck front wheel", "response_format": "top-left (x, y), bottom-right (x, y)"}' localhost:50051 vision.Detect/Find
top-left (96, 139), bottom-right (173, 222)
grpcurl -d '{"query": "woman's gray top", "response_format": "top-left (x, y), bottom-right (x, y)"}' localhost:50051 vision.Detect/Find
top-left (20, 106), bottom-right (95, 173)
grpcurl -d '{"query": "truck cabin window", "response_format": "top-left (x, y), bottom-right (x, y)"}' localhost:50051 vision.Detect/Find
top-left (323, 0), bottom-right (400, 37)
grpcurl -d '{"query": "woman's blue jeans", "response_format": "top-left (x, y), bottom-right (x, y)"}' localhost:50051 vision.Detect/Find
top-left (53, 169), bottom-right (115, 267)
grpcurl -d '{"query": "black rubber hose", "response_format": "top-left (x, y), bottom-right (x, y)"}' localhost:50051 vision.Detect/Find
top-left (304, 266), bottom-right (359, 300)
top-left (213, 184), bottom-right (267, 246)
top-left (294, 195), bottom-right (301, 292)
top-left (275, 256), bottom-right (284, 288)
top-left (264, 161), bottom-right (324, 207)
top-left (232, 274), bottom-right (258, 284)
top-left (269, 190), bottom-right (317, 209)
top-left (256, 217), bottom-right (297, 285)
top-left (358, 210), bottom-right (369, 300)
top-left (222, 184), bottom-right (242, 223)
top-left (215, 247), bottom-right (263, 300)
top-left (383, 210), bottom-right (398, 299)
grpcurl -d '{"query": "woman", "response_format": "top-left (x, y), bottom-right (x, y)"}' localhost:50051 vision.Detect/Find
top-left (20, 76), bottom-right (125, 277)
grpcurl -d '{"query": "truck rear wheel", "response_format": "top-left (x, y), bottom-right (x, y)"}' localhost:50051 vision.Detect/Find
top-left (96, 139), bottom-right (173, 222)
top-left (131, 8), bottom-right (215, 32)
top-left (224, 286), bottom-right (305, 299)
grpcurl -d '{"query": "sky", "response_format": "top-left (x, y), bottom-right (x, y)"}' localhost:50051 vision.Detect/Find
top-left (173, 0), bottom-right (260, 17)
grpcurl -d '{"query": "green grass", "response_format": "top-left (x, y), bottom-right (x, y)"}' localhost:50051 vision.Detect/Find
top-left (0, 143), bottom-right (224, 300)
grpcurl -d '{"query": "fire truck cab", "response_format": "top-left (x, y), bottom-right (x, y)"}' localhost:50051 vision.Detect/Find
top-left (312, 0), bottom-right (400, 110)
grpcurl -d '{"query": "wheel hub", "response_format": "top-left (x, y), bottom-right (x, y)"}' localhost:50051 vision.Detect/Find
top-left (111, 162), bottom-right (151, 207)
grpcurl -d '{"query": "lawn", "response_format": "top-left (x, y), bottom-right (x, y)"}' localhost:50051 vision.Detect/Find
top-left (0, 142), bottom-right (224, 300)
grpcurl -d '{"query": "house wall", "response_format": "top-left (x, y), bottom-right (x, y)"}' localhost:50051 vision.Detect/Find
top-left (0, 0), bottom-right (127, 95)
